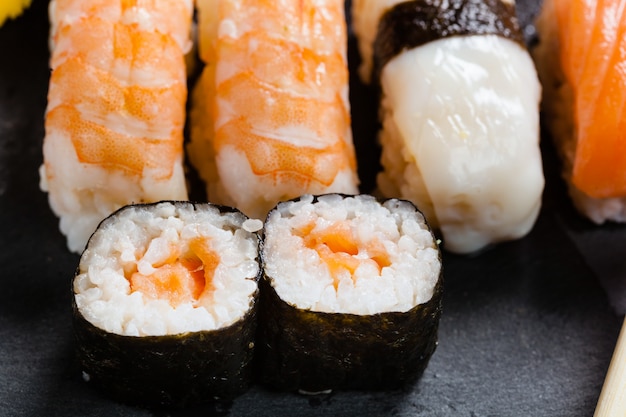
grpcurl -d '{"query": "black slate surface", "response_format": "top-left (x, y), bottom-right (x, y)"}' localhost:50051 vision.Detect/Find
top-left (0, 1), bottom-right (624, 416)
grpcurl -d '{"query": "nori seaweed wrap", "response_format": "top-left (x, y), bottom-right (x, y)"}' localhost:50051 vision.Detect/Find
top-left (372, 0), bottom-right (524, 80)
top-left (256, 194), bottom-right (443, 392)
top-left (72, 201), bottom-right (263, 407)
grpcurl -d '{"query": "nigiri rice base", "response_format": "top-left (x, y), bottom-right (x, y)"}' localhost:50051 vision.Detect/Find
top-left (73, 202), bottom-right (262, 337)
top-left (263, 194), bottom-right (441, 315)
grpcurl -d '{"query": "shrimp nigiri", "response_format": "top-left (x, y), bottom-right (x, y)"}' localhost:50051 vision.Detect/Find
top-left (40, 0), bottom-right (192, 253)
top-left (188, 0), bottom-right (359, 220)
top-left (534, 0), bottom-right (626, 223)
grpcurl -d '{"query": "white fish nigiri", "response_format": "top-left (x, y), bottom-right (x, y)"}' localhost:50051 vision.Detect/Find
top-left (354, 0), bottom-right (544, 254)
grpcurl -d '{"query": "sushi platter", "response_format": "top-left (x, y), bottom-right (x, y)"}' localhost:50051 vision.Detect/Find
top-left (1, 0), bottom-right (625, 416)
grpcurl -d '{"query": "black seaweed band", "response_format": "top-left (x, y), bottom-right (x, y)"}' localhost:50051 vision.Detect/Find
top-left (256, 194), bottom-right (443, 392)
top-left (373, 0), bottom-right (524, 79)
top-left (72, 201), bottom-right (262, 407)
top-left (72, 302), bottom-right (258, 407)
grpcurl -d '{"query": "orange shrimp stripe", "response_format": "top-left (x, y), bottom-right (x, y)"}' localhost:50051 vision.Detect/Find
top-left (216, 119), bottom-right (355, 186)
top-left (46, 105), bottom-right (182, 179)
top-left (217, 0), bottom-right (347, 56)
top-left (217, 71), bottom-right (350, 141)
top-left (216, 33), bottom-right (348, 99)
top-left (49, 57), bottom-right (186, 130)
top-left (51, 0), bottom-right (192, 42)
top-left (50, 17), bottom-right (186, 84)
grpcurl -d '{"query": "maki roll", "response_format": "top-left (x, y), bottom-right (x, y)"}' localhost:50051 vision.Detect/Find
top-left (352, 0), bottom-right (545, 254)
top-left (533, 0), bottom-right (626, 223)
top-left (257, 194), bottom-right (443, 393)
top-left (72, 201), bottom-right (262, 407)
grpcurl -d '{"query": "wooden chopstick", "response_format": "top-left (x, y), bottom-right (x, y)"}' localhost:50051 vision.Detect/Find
top-left (594, 318), bottom-right (626, 416)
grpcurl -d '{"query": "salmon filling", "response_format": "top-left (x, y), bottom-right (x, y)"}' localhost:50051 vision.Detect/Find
top-left (128, 238), bottom-right (220, 307)
top-left (296, 222), bottom-right (391, 288)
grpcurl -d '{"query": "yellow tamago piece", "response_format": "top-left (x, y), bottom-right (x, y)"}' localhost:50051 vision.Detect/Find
top-left (0, 0), bottom-right (32, 27)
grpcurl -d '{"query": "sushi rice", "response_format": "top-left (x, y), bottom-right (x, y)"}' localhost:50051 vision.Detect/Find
top-left (73, 201), bottom-right (262, 337)
top-left (262, 194), bottom-right (441, 315)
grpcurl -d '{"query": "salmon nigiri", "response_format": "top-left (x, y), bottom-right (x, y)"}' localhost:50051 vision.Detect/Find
top-left (534, 0), bottom-right (626, 223)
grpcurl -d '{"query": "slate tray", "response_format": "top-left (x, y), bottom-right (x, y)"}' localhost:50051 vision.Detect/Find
top-left (0, 1), bottom-right (623, 416)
